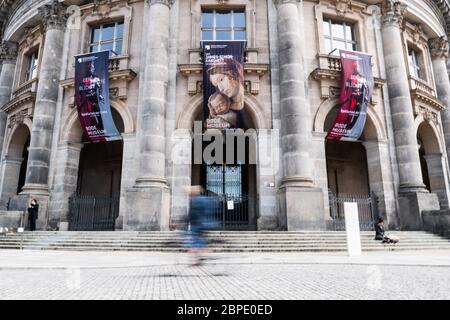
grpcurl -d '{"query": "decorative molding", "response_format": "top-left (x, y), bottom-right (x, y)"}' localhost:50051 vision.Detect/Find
top-left (273, 0), bottom-right (301, 7)
top-left (178, 63), bottom-right (269, 96)
top-left (38, 0), bottom-right (70, 32)
top-left (429, 36), bottom-right (449, 59)
top-left (381, 0), bottom-right (407, 28)
top-left (145, 0), bottom-right (175, 8)
top-left (332, 0), bottom-right (352, 17)
top-left (216, 0), bottom-right (229, 4)
top-left (412, 24), bottom-right (424, 45)
top-left (0, 41), bottom-right (18, 63)
top-left (7, 107), bottom-right (33, 129)
top-left (417, 105), bottom-right (440, 127)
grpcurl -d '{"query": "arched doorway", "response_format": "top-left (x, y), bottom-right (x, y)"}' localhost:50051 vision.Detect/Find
top-left (324, 107), bottom-right (370, 196)
top-left (324, 106), bottom-right (375, 230)
top-left (69, 109), bottom-right (125, 231)
top-left (0, 124), bottom-right (31, 208)
top-left (190, 105), bottom-right (258, 230)
top-left (416, 121), bottom-right (448, 208)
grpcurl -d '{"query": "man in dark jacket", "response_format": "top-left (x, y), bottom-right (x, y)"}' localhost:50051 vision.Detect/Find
top-left (27, 199), bottom-right (39, 231)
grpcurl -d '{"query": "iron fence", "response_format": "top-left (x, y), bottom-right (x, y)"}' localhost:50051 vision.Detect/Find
top-left (68, 193), bottom-right (120, 231)
top-left (328, 191), bottom-right (378, 231)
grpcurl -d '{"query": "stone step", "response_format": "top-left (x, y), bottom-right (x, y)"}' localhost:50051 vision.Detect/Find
top-left (1, 244), bottom-right (449, 252)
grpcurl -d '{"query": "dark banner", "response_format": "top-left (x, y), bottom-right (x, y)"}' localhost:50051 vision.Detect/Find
top-left (75, 51), bottom-right (121, 142)
top-left (202, 41), bottom-right (246, 130)
top-left (327, 50), bottom-right (374, 141)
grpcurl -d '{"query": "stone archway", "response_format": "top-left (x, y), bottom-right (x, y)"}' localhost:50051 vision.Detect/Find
top-left (312, 100), bottom-right (397, 228)
top-left (0, 123), bottom-right (31, 209)
top-left (416, 120), bottom-right (449, 208)
top-left (49, 104), bottom-right (130, 230)
top-left (171, 94), bottom-right (276, 230)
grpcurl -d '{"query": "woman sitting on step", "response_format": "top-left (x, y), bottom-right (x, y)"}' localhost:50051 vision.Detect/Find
top-left (375, 217), bottom-right (400, 244)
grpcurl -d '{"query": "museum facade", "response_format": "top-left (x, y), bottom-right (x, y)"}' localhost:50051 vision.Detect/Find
top-left (1, 0), bottom-right (450, 232)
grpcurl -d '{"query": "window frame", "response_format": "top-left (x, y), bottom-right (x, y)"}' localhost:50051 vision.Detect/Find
top-left (89, 21), bottom-right (124, 56)
top-left (201, 9), bottom-right (246, 41)
top-left (25, 50), bottom-right (39, 82)
top-left (323, 18), bottom-right (357, 53)
top-left (408, 47), bottom-right (423, 80)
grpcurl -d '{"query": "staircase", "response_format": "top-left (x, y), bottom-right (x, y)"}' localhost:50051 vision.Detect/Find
top-left (0, 231), bottom-right (450, 252)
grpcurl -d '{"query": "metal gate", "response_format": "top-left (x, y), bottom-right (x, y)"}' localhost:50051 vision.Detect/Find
top-left (68, 193), bottom-right (120, 231)
top-left (202, 194), bottom-right (255, 230)
top-left (204, 164), bottom-right (255, 230)
top-left (328, 191), bottom-right (378, 231)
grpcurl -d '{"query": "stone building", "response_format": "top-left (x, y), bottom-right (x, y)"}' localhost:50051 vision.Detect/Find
top-left (1, 0), bottom-right (450, 232)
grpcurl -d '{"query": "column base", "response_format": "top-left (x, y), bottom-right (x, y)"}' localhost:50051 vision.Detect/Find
top-left (123, 185), bottom-right (170, 231)
top-left (257, 216), bottom-right (279, 230)
top-left (278, 185), bottom-right (326, 230)
top-left (398, 191), bottom-right (440, 230)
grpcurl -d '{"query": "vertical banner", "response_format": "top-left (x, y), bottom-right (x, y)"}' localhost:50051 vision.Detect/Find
top-left (327, 50), bottom-right (374, 141)
top-left (75, 51), bottom-right (121, 142)
top-left (202, 41), bottom-right (246, 130)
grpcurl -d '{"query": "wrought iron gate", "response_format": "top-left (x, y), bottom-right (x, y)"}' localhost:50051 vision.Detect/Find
top-left (328, 191), bottom-right (378, 231)
top-left (204, 164), bottom-right (255, 230)
top-left (68, 193), bottom-right (120, 231)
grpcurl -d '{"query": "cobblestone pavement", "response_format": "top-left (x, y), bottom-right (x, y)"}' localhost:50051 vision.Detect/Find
top-left (0, 250), bottom-right (449, 300)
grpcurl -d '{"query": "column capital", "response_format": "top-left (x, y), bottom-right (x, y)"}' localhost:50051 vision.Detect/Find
top-left (145, 0), bottom-right (175, 8)
top-left (381, 0), bottom-right (407, 28)
top-left (38, 0), bottom-right (69, 32)
top-left (273, 0), bottom-right (301, 8)
top-left (0, 41), bottom-right (18, 63)
top-left (429, 36), bottom-right (449, 59)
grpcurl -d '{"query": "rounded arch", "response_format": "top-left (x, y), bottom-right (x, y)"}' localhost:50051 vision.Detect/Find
top-left (416, 117), bottom-right (443, 154)
top-left (176, 93), bottom-right (271, 130)
top-left (313, 97), bottom-right (386, 140)
top-left (63, 100), bottom-right (134, 143)
top-left (5, 121), bottom-right (32, 158)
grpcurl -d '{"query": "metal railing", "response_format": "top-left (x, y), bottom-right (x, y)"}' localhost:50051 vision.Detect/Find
top-left (328, 191), bottom-right (377, 231)
top-left (68, 193), bottom-right (120, 231)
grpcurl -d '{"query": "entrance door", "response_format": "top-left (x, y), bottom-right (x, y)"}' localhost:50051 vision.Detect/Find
top-left (204, 164), bottom-right (253, 230)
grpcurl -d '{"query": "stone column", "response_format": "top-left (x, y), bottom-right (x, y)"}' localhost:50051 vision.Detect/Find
top-left (124, 0), bottom-right (173, 230)
top-left (0, 156), bottom-right (23, 209)
top-left (169, 128), bottom-right (192, 230)
top-left (274, 0), bottom-right (325, 230)
top-left (0, 41), bottom-right (18, 155)
top-left (257, 129), bottom-right (279, 230)
top-left (363, 140), bottom-right (399, 227)
top-left (429, 36), bottom-right (450, 210)
top-left (380, 1), bottom-right (439, 229)
top-left (47, 142), bottom-right (82, 231)
top-left (11, 1), bottom-right (69, 229)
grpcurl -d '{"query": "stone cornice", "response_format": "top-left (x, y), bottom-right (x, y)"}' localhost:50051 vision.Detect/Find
top-left (60, 69), bottom-right (137, 89)
top-left (38, 0), bottom-right (70, 32)
top-left (1, 91), bottom-right (36, 114)
top-left (381, 0), bottom-right (407, 28)
top-left (0, 41), bottom-right (18, 63)
top-left (429, 36), bottom-right (449, 59)
top-left (145, 0), bottom-right (175, 8)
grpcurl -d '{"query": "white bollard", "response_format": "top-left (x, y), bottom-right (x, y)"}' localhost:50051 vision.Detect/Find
top-left (344, 202), bottom-right (362, 257)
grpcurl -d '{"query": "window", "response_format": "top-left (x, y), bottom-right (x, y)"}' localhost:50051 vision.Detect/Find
top-left (89, 21), bottom-right (124, 55)
top-left (25, 51), bottom-right (39, 81)
top-left (201, 10), bottom-right (246, 41)
top-left (323, 19), bottom-right (357, 53)
top-left (408, 48), bottom-right (423, 79)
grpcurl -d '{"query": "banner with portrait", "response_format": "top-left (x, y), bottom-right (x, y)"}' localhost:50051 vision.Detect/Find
top-left (202, 41), bottom-right (246, 130)
top-left (75, 51), bottom-right (121, 143)
top-left (327, 50), bottom-right (374, 141)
